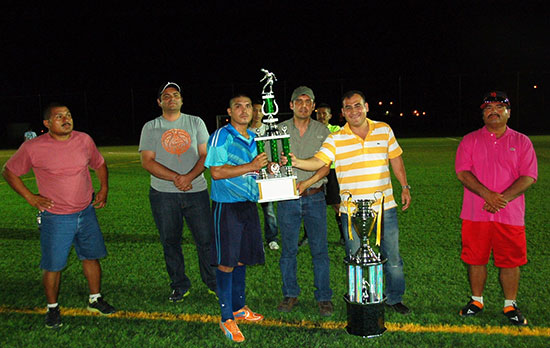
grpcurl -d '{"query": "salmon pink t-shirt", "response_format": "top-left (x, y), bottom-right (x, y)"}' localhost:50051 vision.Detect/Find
top-left (6, 131), bottom-right (105, 214)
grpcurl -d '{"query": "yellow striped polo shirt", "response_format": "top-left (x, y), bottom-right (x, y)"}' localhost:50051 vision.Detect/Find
top-left (314, 119), bottom-right (402, 211)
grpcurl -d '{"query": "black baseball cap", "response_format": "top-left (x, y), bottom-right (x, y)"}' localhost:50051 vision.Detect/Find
top-left (158, 82), bottom-right (181, 98)
top-left (480, 91), bottom-right (510, 109)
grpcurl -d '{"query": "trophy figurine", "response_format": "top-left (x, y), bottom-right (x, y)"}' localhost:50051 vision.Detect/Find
top-left (254, 69), bottom-right (300, 203)
top-left (342, 191), bottom-right (387, 338)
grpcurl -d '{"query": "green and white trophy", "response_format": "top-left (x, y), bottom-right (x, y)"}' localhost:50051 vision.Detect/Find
top-left (254, 69), bottom-right (299, 203)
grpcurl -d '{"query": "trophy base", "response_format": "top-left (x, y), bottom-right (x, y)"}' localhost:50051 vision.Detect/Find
top-left (343, 295), bottom-right (387, 338)
top-left (256, 176), bottom-right (299, 203)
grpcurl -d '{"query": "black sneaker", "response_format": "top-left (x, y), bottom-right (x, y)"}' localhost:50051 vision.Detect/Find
top-left (504, 304), bottom-right (528, 326)
top-left (169, 289), bottom-right (190, 302)
top-left (459, 299), bottom-right (483, 317)
top-left (87, 297), bottom-right (116, 315)
top-left (386, 302), bottom-right (411, 315)
top-left (45, 306), bottom-right (62, 329)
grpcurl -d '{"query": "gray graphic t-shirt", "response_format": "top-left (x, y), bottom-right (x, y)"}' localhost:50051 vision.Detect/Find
top-left (139, 113), bottom-right (209, 193)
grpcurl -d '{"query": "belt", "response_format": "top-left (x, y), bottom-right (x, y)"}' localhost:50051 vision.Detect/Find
top-left (300, 186), bottom-right (324, 197)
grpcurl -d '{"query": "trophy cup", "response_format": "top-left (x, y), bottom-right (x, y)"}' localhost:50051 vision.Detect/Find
top-left (254, 69), bottom-right (300, 203)
top-left (342, 191), bottom-right (387, 338)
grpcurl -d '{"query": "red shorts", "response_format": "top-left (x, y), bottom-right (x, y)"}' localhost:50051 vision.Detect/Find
top-left (461, 220), bottom-right (527, 268)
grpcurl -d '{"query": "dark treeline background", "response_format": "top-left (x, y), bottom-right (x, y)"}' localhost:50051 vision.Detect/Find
top-left (2, 2), bottom-right (548, 147)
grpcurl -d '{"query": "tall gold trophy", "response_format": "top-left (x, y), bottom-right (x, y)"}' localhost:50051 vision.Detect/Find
top-left (254, 69), bottom-right (300, 203)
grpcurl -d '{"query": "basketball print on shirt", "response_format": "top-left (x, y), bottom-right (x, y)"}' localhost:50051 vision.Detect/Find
top-left (161, 129), bottom-right (192, 157)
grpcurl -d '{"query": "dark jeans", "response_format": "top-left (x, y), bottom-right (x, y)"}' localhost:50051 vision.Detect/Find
top-left (149, 188), bottom-right (216, 292)
top-left (261, 202), bottom-right (278, 243)
top-left (277, 191), bottom-right (332, 302)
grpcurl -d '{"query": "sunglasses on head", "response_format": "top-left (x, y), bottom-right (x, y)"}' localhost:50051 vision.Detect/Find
top-left (483, 96), bottom-right (509, 104)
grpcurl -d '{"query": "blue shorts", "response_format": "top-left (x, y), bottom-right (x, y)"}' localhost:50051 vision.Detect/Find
top-left (39, 204), bottom-right (107, 271)
top-left (211, 201), bottom-right (265, 267)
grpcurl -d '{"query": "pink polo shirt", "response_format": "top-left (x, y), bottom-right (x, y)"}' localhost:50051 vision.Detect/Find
top-left (5, 131), bottom-right (105, 214)
top-left (455, 126), bottom-right (537, 226)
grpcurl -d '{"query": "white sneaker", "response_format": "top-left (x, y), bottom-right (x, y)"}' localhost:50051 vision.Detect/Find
top-left (268, 241), bottom-right (279, 250)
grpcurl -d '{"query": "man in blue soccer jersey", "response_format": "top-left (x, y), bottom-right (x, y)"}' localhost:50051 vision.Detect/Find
top-left (205, 94), bottom-right (268, 343)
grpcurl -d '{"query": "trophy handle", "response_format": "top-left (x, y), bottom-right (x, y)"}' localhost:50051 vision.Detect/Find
top-left (272, 100), bottom-right (279, 115)
top-left (375, 193), bottom-right (385, 246)
top-left (341, 190), bottom-right (356, 241)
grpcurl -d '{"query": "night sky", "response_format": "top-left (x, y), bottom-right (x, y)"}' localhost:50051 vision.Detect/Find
top-left (2, 2), bottom-right (549, 144)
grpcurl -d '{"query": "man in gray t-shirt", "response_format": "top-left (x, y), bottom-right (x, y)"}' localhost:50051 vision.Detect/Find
top-left (139, 82), bottom-right (217, 302)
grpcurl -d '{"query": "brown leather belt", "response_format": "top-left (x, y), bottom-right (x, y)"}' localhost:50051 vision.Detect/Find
top-left (300, 186), bottom-right (324, 197)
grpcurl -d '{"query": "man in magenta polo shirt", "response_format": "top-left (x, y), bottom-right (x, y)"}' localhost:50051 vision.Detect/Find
top-left (455, 91), bottom-right (537, 326)
top-left (2, 102), bottom-right (115, 329)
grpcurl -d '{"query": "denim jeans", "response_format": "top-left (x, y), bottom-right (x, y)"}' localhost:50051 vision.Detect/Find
top-left (341, 207), bottom-right (405, 305)
top-left (149, 188), bottom-right (217, 292)
top-left (277, 191), bottom-right (332, 302)
top-left (261, 202), bottom-right (278, 243)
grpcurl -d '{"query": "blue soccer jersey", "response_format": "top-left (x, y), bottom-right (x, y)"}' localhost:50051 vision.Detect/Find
top-left (205, 124), bottom-right (259, 203)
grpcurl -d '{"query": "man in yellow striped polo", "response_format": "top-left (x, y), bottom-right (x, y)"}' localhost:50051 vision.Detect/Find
top-left (289, 90), bottom-right (412, 315)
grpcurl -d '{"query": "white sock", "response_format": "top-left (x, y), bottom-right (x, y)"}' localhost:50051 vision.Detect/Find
top-left (471, 296), bottom-right (483, 305)
top-left (89, 293), bottom-right (101, 303)
top-left (47, 303), bottom-right (58, 309)
top-left (504, 299), bottom-right (516, 308)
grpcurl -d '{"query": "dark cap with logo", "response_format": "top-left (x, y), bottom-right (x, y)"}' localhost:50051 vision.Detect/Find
top-left (480, 91), bottom-right (510, 109)
top-left (158, 82), bottom-right (181, 99)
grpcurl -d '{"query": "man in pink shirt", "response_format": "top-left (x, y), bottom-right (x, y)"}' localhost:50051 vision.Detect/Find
top-left (2, 102), bottom-right (115, 329)
top-left (455, 91), bottom-right (537, 326)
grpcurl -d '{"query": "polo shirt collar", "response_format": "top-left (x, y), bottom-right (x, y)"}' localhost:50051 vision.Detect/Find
top-left (342, 118), bottom-right (374, 136)
top-left (482, 125), bottom-right (509, 139)
top-left (288, 117), bottom-right (312, 131)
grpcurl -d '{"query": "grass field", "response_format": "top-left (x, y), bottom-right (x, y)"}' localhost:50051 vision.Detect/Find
top-left (1, 137), bottom-right (549, 348)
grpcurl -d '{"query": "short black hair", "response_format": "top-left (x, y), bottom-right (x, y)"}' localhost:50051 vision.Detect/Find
top-left (316, 103), bottom-right (331, 112)
top-left (252, 100), bottom-right (263, 106)
top-left (43, 102), bottom-right (67, 120)
top-left (341, 90), bottom-right (367, 106)
top-left (229, 94), bottom-right (252, 107)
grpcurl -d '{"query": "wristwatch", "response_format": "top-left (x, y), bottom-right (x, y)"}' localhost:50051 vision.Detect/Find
top-left (401, 185), bottom-right (411, 190)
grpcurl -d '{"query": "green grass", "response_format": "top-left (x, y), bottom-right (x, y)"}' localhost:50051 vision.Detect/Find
top-left (1, 138), bottom-right (549, 348)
